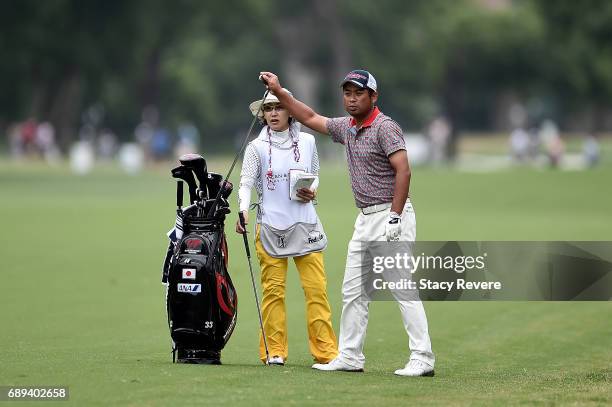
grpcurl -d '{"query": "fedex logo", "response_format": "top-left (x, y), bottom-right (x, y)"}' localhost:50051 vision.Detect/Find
top-left (177, 283), bottom-right (201, 293)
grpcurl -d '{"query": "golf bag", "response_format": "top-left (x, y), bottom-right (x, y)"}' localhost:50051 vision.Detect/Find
top-left (162, 154), bottom-right (237, 364)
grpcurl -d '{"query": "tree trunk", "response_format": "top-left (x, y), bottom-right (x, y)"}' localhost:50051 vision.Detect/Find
top-left (28, 64), bottom-right (48, 120)
top-left (48, 67), bottom-right (82, 152)
top-left (141, 46), bottom-right (161, 109)
top-left (313, 0), bottom-right (352, 115)
top-left (441, 50), bottom-right (467, 161)
top-left (276, 13), bottom-right (320, 111)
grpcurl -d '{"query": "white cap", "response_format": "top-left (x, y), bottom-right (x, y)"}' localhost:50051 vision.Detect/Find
top-left (249, 88), bottom-right (293, 118)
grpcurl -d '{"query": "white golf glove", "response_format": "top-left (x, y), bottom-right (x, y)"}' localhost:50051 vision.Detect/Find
top-left (385, 211), bottom-right (402, 241)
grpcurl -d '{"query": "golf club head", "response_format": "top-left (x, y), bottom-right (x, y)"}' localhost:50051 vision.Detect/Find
top-left (171, 166), bottom-right (198, 204)
top-left (207, 173), bottom-right (233, 199)
top-left (179, 153), bottom-right (208, 195)
top-left (181, 203), bottom-right (198, 218)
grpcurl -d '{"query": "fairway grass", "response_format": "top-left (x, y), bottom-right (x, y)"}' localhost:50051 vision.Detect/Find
top-left (1, 161), bottom-right (610, 406)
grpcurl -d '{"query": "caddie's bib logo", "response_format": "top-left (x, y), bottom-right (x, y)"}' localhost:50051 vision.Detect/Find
top-left (277, 234), bottom-right (287, 248)
top-left (307, 230), bottom-right (324, 244)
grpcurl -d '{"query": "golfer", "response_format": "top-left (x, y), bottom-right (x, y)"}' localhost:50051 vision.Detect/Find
top-left (259, 70), bottom-right (435, 376)
top-left (235, 89), bottom-right (338, 366)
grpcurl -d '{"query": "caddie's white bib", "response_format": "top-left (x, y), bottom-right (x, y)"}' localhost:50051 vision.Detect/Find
top-left (252, 129), bottom-right (318, 230)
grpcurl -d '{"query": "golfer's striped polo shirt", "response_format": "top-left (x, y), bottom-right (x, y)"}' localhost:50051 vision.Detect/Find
top-left (327, 107), bottom-right (406, 208)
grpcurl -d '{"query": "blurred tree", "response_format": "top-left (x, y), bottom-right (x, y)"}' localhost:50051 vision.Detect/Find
top-left (339, 0), bottom-right (543, 157)
top-left (436, 0), bottom-right (544, 157)
top-left (1, 0), bottom-right (611, 154)
top-left (0, 0), bottom-right (242, 150)
top-left (533, 0), bottom-right (612, 131)
top-left (0, 0), bottom-right (151, 148)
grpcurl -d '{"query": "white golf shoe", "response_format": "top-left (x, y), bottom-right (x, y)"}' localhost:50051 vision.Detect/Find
top-left (394, 359), bottom-right (435, 377)
top-left (312, 358), bottom-right (363, 372)
top-left (267, 355), bottom-right (284, 366)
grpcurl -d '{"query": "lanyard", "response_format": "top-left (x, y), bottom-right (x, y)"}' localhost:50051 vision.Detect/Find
top-left (265, 126), bottom-right (300, 190)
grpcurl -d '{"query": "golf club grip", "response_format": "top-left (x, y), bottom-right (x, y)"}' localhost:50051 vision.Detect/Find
top-left (176, 181), bottom-right (183, 208)
top-left (238, 212), bottom-right (251, 257)
top-left (187, 184), bottom-right (197, 204)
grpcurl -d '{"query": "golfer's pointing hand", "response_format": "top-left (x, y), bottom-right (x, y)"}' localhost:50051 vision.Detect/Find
top-left (259, 72), bottom-right (282, 95)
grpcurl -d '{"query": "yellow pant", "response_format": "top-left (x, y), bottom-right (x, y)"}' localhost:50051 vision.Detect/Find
top-left (255, 228), bottom-right (338, 363)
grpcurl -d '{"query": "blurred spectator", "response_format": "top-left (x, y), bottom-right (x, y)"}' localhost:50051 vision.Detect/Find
top-left (427, 116), bottom-right (451, 164)
top-left (545, 136), bottom-right (564, 168)
top-left (175, 121), bottom-right (200, 157)
top-left (134, 121), bottom-right (153, 159)
top-left (35, 121), bottom-right (60, 163)
top-left (151, 127), bottom-right (172, 160)
top-left (79, 123), bottom-right (96, 142)
top-left (21, 118), bottom-right (37, 155)
top-left (539, 120), bottom-right (559, 145)
top-left (7, 120), bottom-right (59, 162)
top-left (134, 106), bottom-right (159, 160)
top-left (509, 127), bottom-right (530, 163)
top-left (118, 143), bottom-right (144, 175)
top-left (539, 120), bottom-right (564, 168)
top-left (8, 123), bottom-right (23, 159)
top-left (527, 127), bottom-right (541, 161)
top-left (583, 134), bottom-right (600, 168)
top-left (97, 128), bottom-right (118, 161)
top-left (69, 141), bottom-right (95, 175)
top-left (35, 122), bottom-right (55, 151)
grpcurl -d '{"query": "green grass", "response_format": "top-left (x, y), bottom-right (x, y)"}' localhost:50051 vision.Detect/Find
top-left (0, 160), bottom-right (611, 406)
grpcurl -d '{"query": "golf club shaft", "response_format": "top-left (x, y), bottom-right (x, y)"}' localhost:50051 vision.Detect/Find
top-left (206, 88), bottom-right (270, 218)
top-left (176, 180), bottom-right (183, 209)
top-left (172, 167), bottom-right (198, 204)
top-left (238, 212), bottom-right (270, 363)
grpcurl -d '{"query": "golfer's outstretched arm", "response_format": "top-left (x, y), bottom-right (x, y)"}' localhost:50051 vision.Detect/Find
top-left (259, 72), bottom-right (329, 135)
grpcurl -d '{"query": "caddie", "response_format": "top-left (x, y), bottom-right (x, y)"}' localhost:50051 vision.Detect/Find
top-left (236, 89), bottom-right (338, 366)
top-left (258, 69), bottom-right (435, 377)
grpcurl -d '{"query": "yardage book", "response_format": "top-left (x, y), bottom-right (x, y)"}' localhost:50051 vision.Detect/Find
top-left (289, 169), bottom-right (317, 201)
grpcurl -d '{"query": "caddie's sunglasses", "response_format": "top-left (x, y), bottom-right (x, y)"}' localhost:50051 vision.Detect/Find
top-left (263, 104), bottom-right (285, 112)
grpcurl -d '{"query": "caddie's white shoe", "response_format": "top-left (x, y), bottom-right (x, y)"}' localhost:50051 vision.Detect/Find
top-left (312, 358), bottom-right (363, 372)
top-left (267, 355), bottom-right (284, 366)
top-left (394, 359), bottom-right (435, 377)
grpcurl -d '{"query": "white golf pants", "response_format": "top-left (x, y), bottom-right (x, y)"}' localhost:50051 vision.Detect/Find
top-left (337, 200), bottom-right (435, 368)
